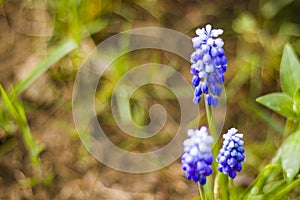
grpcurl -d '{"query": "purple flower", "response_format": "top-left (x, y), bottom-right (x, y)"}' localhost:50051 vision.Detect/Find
top-left (190, 24), bottom-right (227, 106)
top-left (181, 126), bottom-right (214, 185)
top-left (216, 128), bottom-right (245, 179)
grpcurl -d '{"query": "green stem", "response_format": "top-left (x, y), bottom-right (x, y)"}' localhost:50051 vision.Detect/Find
top-left (204, 100), bottom-right (230, 200)
top-left (205, 100), bottom-right (217, 139)
top-left (229, 178), bottom-right (234, 200)
top-left (204, 175), bottom-right (214, 199)
top-left (214, 172), bottom-right (229, 200)
top-left (198, 182), bottom-right (206, 200)
top-left (204, 100), bottom-right (218, 198)
top-left (205, 100), bottom-right (219, 170)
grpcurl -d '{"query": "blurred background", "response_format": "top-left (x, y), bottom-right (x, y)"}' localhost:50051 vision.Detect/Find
top-left (0, 0), bottom-right (300, 199)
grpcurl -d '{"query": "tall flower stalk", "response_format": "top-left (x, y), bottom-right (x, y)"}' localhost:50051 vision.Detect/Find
top-left (182, 24), bottom-right (245, 200)
top-left (190, 24), bottom-right (227, 107)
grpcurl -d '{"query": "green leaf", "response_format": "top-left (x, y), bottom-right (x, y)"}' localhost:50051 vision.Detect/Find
top-left (240, 164), bottom-right (281, 199)
top-left (264, 176), bottom-right (300, 200)
top-left (280, 43), bottom-right (300, 96)
top-left (263, 180), bottom-right (285, 196)
top-left (281, 130), bottom-right (300, 182)
top-left (293, 86), bottom-right (300, 114)
top-left (0, 84), bottom-right (43, 179)
top-left (14, 38), bottom-right (77, 95)
top-left (0, 85), bottom-right (20, 121)
top-left (274, 176), bottom-right (300, 199)
top-left (256, 93), bottom-right (297, 119)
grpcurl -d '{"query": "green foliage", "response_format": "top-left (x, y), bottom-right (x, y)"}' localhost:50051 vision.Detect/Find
top-left (257, 44), bottom-right (300, 121)
top-left (256, 93), bottom-right (297, 120)
top-left (14, 39), bottom-right (78, 95)
top-left (280, 44), bottom-right (300, 97)
top-left (280, 130), bottom-right (300, 182)
top-left (252, 43), bottom-right (300, 198)
top-left (293, 87), bottom-right (300, 115)
top-left (0, 0), bottom-right (300, 198)
top-left (241, 164), bottom-right (282, 199)
top-left (0, 2), bottom-right (80, 187)
top-left (260, 0), bottom-right (294, 19)
top-left (267, 176), bottom-right (300, 200)
top-left (0, 85), bottom-right (44, 182)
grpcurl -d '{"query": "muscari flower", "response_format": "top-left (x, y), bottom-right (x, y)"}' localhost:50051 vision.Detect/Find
top-left (190, 24), bottom-right (227, 106)
top-left (181, 126), bottom-right (214, 185)
top-left (216, 128), bottom-right (245, 179)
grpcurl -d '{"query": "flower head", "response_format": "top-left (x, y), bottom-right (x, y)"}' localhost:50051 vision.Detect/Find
top-left (190, 24), bottom-right (227, 106)
top-left (216, 128), bottom-right (245, 179)
top-left (181, 126), bottom-right (214, 185)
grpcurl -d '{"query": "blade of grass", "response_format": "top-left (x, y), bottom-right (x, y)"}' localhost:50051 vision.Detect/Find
top-left (0, 85), bottom-right (43, 179)
top-left (0, 86), bottom-right (20, 120)
top-left (14, 38), bottom-right (78, 95)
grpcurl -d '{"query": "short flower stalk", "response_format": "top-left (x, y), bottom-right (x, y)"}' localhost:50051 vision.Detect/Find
top-left (217, 128), bottom-right (245, 179)
top-left (181, 127), bottom-right (214, 185)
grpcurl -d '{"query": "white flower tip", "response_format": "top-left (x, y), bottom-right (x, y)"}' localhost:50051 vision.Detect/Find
top-left (187, 129), bottom-right (195, 137)
top-left (206, 135), bottom-right (214, 144)
top-left (215, 38), bottom-right (224, 47)
top-left (199, 126), bottom-right (208, 135)
top-left (195, 28), bottom-right (204, 36)
top-left (192, 37), bottom-right (201, 47)
top-left (183, 138), bottom-right (191, 147)
top-left (207, 38), bottom-right (214, 45)
top-left (228, 128), bottom-right (238, 134)
top-left (211, 29), bottom-right (223, 37)
top-left (192, 37), bottom-right (198, 43)
top-left (199, 144), bottom-right (210, 153)
top-left (205, 24), bottom-right (212, 33)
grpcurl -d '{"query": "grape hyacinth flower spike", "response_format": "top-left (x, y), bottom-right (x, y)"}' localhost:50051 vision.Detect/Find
top-left (190, 24), bottom-right (227, 106)
top-left (181, 126), bottom-right (214, 185)
top-left (216, 128), bottom-right (245, 179)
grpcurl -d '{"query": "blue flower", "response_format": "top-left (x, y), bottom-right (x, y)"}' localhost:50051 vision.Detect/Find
top-left (181, 126), bottom-right (214, 185)
top-left (216, 128), bottom-right (245, 179)
top-left (190, 24), bottom-right (227, 106)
